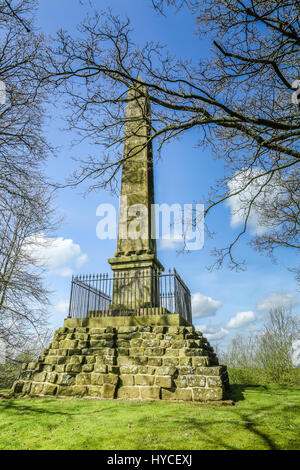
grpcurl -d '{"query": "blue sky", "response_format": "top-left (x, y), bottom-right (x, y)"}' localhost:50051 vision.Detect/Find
top-left (34, 0), bottom-right (299, 347)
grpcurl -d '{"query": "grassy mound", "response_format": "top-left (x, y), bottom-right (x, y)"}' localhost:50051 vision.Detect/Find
top-left (0, 384), bottom-right (299, 450)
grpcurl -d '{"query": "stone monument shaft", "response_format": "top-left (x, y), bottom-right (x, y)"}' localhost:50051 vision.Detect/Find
top-left (108, 80), bottom-right (163, 309)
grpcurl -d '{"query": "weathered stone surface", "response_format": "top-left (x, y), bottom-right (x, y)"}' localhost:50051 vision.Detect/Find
top-left (120, 375), bottom-right (134, 386)
top-left (135, 375), bottom-right (154, 386)
top-left (43, 384), bottom-right (57, 396)
top-left (155, 376), bottom-right (172, 388)
top-left (192, 387), bottom-right (223, 401)
top-left (11, 321), bottom-right (229, 402)
top-left (118, 386), bottom-right (140, 400)
top-left (140, 386), bottom-right (160, 400)
top-left (102, 383), bottom-right (116, 399)
top-left (161, 388), bottom-right (192, 401)
top-left (57, 374), bottom-right (76, 386)
top-left (30, 383), bottom-right (44, 395)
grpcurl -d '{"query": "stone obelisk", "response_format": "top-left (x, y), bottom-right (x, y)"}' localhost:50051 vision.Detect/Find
top-left (108, 79), bottom-right (164, 309)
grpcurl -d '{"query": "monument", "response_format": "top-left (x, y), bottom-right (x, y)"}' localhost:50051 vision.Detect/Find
top-left (12, 81), bottom-right (230, 402)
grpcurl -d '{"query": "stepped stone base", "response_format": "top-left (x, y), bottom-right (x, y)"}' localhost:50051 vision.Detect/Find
top-left (12, 315), bottom-right (230, 402)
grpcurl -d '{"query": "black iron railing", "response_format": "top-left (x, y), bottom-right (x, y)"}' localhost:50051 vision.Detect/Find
top-left (68, 269), bottom-right (192, 324)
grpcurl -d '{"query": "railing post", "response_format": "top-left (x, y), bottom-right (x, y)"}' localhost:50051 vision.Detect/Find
top-left (68, 276), bottom-right (74, 318)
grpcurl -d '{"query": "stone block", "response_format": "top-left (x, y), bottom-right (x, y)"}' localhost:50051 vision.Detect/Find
top-left (46, 372), bottom-right (58, 384)
top-left (70, 355), bottom-right (85, 364)
top-left (129, 347), bottom-right (145, 356)
top-left (161, 388), bottom-right (192, 401)
top-left (182, 348), bottom-right (204, 357)
top-left (66, 364), bottom-right (82, 373)
top-left (91, 373), bottom-right (104, 385)
top-left (118, 356), bottom-right (132, 366)
top-left (148, 357), bottom-right (162, 367)
top-left (85, 356), bottom-right (96, 364)
top-left (57, 386), bottom-right (75, 396)
top-left (43, 384), bottom-right (57, 396)
top-left (155, 376), bottom-right (172, 388)
top-left (108, 366), bottom-right (120, 374)
top-left (30, 383), bottom-right (44, 395)
top-left (73, 385), bottom-right (88, 396)
top-left (135, 375), bottom-right (154, 386)
top-left (102, 383), bottom-right (116, 399)
top-left (82, 364), bottom-right (94, 373)
top-left (120, 375), bottom-right (134, 386)
top-left (165, 349), bottom-right (180, 357)
top-left (57, 374), bottom-right (76, 386)
top-left (140, 386), bottom-right (160, 400)
top-left (131, 356), bottom-right (148, 366)
top-left (163, 357), bottom-right (178, 366)
top-left (43, 365), bottom-right (54, 372)
top-left (207, 376), bottom-right (223, 387)
top-left (188, 375), bottom-right (206, 387)
top-left (12, 381), bottom-right (24, 394)
top-left (32, 371), bottom-right (47, 382)
top-left (94, 363), bottom-right (107, 373)
top-left (23, 382), bottom-right (32, 395)
top-left (103, 374), bottom-right (119, 386)
top-left (118, 326), bottom-right (138, 334)
top-left (88, 385), bottom-right (103, 397)
top-left (144, 347), bottom-right (165, 356)
top-left (76, 373), bottom-right (91, 385)
top-left (120, 365), bottom-right (139, 375)
top-left (174, 376), bottom-right (188, 388)
top-left (44, 356), bottom-right (57, 365)
top-left (118, 386), bottom-right (140, 400)
top-left (118, 348), bottom-right (129, 356)
top-left (170, 340), bottom-right (185, 349)
top-left (192, 357), bottom-right (209, 367)
top-left (179, 357), bottom-right (192, 366)
top-left (57, 356), bottom-right (68, 364)
top-left (103, 356), bottom-right (117, 366)
top-left (178, 366), bottom-right (196, 375)
top-left (192, 387), bottom-right (223, 401)
top-left (130, 338), bottom-right (143, 347)
top-left (156, 366), bottom-right (176, 376)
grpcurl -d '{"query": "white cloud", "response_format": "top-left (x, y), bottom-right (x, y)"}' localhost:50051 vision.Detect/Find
top-left (24, 233), bottom-right (88, 272)
top-left (227, 311), bottom-right (256, 329)
top-left (55, 300), bottom-right (69, 315)
top-left (292, 340), bottom-right (300, 367)
top-left (76, 253), bottom-right (88, 268)
top-left (57, 267), bottom-right (73, 278)
top-left (196, 324), bottom-right (229, 341)
top-left (227, 168), bottom-right (281, 235)
top-left (159, 233), bottom-right (184, 250)
top-left (256, 292), bottom-right (299, 312)
top-left (192, 293), bottom-right (222, 318)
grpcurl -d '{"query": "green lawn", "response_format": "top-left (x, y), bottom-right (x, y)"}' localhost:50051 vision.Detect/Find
top-left (0, 385), bottom-right (299, 450)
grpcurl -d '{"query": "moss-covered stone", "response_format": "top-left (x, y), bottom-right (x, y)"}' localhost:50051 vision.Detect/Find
top-left (11, 320), bottom-right (229, 402)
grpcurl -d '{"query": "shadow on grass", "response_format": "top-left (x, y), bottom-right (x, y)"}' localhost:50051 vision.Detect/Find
top-left (230, 383), bottom-right (270, 403)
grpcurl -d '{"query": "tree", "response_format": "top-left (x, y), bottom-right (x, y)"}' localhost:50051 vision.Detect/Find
top-left (223, 306), bottom-right (300, 384)
top-left (0, 177), bottom-right (58, 359)
top-left (0, 0), bottom-right (52, 207)
top-left (256, 306), bottom-right (299, 383)
top-left (0, 1), bottom-right (58, 359)
top-left (45, 0), bottom-right (299, 273)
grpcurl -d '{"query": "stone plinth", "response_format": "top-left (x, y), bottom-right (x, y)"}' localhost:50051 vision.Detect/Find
top-left (108, 254), bottom-right (163, 308)
top-left (12, 315), bottom-right (230, 402)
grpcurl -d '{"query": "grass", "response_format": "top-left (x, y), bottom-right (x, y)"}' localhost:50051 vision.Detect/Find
top-left (0, 385), bottom-right (299, 450)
